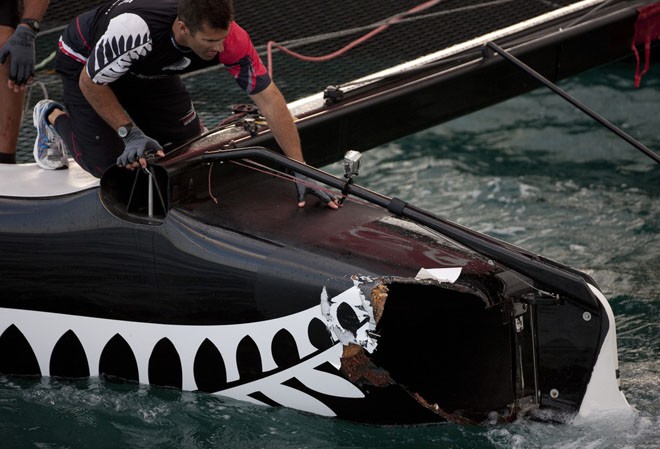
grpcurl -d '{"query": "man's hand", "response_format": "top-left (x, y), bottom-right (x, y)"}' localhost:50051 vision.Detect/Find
top-left (293, 172), bottom-right (340, 209)
top-left (117, 126), bottom-right (163, 170)
top-left (0, 25), bottom-right (37, 91)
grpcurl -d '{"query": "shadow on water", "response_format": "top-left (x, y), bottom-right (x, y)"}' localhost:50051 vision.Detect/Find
top-left (0, 376), bottom-right (498, 449)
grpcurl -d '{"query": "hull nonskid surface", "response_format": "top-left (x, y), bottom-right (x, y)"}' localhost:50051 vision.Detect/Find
top-left (0, 162), bottom-right (99, 198)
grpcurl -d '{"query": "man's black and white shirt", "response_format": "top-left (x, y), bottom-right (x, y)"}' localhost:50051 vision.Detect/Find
top-left (57, 0), bottom-right (271, 95)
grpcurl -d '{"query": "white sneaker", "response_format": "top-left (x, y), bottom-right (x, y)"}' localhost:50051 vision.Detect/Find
top-left (33, 99), bottom-right (69, 170)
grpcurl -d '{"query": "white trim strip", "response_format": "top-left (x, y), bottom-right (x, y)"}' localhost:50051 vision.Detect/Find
top-left (289, 0), bottom-right (607, 111)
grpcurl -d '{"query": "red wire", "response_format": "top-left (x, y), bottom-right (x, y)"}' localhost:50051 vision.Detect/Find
top-left (266, 0), bottom-right (442, 78)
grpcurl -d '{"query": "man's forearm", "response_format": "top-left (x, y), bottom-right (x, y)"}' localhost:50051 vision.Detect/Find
top-left (79, 68), bottom-right (131, 131)
top-left (251, 83), bottom-right (304, 163)
top-left (22, 0), bottom-right (50, 21)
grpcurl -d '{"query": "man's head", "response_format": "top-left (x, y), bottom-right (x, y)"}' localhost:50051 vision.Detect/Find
top-left (175, 0), bottom-right (234, 60)
top-left (177, 0), bottom-right (233, 35)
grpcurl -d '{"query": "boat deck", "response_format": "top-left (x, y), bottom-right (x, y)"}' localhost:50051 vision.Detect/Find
top-left (14, 0), bottom-right (655, 163)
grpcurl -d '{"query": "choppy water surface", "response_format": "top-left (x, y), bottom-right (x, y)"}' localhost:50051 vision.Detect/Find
top-left (1, 61), bottom-right (658, 448)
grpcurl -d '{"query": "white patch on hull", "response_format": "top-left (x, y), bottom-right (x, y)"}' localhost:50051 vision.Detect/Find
top-left (321, 282), bottom-right (378, 353)
top-left (415, 267), bottom-right (462, 283)
top-left (577, 284), bottom-right (632, 417)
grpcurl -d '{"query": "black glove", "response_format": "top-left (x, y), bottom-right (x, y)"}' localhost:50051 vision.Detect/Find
top-left (117, 126), bottom-right (161, 166)
top-left (0, 25), bottom-right (37, 86)
top-left (293, 172), bottom-right (336, 206)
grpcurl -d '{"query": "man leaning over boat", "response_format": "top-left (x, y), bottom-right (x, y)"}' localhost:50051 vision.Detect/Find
top-left (32, 0), bottom-right (339, 209)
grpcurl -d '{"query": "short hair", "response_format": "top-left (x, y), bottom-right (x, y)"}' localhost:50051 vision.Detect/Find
top-left (177, 0), bottom-right (234, 34)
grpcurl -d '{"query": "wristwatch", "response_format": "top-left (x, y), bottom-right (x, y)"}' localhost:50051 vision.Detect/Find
top-left (117, 123), bottom-right (134, 138)
top-left (19, 18), bottom-right (40, 33)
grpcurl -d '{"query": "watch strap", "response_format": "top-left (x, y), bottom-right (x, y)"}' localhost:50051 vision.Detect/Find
top-left (19, 18), bottom-right (40, 33)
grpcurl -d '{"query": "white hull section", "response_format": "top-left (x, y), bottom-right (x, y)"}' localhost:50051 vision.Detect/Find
top-left (578, 284), bottom-right (632, 417)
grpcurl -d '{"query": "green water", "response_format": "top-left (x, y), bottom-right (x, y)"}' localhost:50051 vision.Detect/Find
top-left (1, 61), bottom-right (658, 448)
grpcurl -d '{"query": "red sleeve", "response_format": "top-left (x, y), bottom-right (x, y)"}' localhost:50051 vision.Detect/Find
top-left (219, 22), bottom-right (271, 95)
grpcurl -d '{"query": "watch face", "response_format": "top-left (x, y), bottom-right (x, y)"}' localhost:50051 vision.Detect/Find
top-left (118, 126), bottom-right (129, 138)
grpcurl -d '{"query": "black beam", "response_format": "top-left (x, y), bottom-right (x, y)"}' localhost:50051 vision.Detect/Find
top-left (486, 41), bottom-right (660, 164)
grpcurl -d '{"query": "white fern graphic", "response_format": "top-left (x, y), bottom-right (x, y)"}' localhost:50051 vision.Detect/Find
top-left (218, 344), bottom-right (364, 417)
top-left (0, 304), bottom-right (365, 418)
top-left (92, 13), bottom-right (152, 83)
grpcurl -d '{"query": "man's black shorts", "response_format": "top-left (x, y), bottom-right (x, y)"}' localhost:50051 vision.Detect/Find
top-left (0, 0), bottom-right (21, 28)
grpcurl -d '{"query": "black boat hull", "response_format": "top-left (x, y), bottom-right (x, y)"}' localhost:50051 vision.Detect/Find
top-left (0, 144), bottom-right (630, 424)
